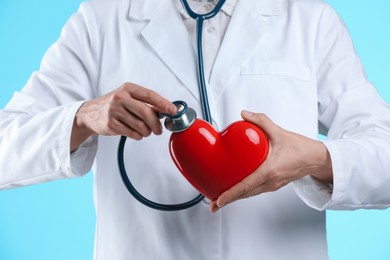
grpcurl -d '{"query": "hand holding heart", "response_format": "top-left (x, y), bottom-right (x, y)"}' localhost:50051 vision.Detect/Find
top-left (210, 111), bottom-right (333, 213)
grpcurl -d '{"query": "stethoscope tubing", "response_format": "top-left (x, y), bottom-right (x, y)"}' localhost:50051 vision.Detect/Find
top-left (118, 135), bottom-right (204, 211)
top-left (179, 0), bottom-right (226, 20)
top-left (180, 0), bottom-right (226, 123)
top-left (118, 0), bottom-right (226, 211)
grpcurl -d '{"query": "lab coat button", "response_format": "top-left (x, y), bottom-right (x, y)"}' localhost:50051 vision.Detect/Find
top-left (207, 27), bottom-right (215, 33)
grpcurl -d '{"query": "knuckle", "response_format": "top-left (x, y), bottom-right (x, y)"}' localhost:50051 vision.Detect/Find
top-left (241, 193), bottom-right (252, 200)
top-left (269, 183), bottom-right (279, 192)
top-left (118, 84), bottom-right (127, 93)
top-left (270, 177), bottom-right (288, 191)
top-left (142, 89), bottom-right (156, 101)
top-left (103, 126), bottom-right (113, 136)
top-left (280, 178), bottom-right (290, 187)
top-left (273, 180), bottom-right (286, 191)
top-left (109, 92), bottom-right (123, 104)
top-left (120, 82), bottom-right (137, 94)
top-left (274, 179), bottom-right (283, 189)
top-left (106, 106), bottom-right (117, 118)
top-left (267, 168), bottom-right (279, 179)
top-left (134, 120), bottom-right (146, 130)
top-left (265, 169), bottom-right (283, 190)
top-left (106, 120), bottom-right (117, 132)
top-left (239, 181), bottom-right (254, 195)
top-left (134, 121), bottom-right (152, 137)
top-left (128, 131), bottom-right (143, 141)
top-left (254, 113), bottom-right (268, 123)
top-left (139, 105), bottom-right (152, 116)
top-left (120, 82), bottom-right (131, 90)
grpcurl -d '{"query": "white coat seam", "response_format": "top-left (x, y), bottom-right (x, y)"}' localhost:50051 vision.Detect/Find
top-left (83, 1), bottom-right (101, 98)
top-left (330, 203), bottom-right (390, 209)
top-left (312, 2), bottom-right (326, 62)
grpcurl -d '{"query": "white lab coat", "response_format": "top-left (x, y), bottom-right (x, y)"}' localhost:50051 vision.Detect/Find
top-left (1, 0), bottom-right (390, 259)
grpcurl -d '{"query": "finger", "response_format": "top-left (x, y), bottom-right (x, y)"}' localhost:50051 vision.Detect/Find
top-left (241, 111), bottom-right (280, 140)
top-left (122, 100), bottom-right (163, 135)
top-left (216, 171), bottom-right (267, 208)
top-left (105, 104), bottom-right (154, 137)
top-left (226, 180), bottom-right (282, 203)
top-left (117, 111), bottom-right (153, 137)
top-left (217, 166), bottom-right (294, 205)
top-left (209, 201), bottom-right (220, 213)
top-left (125, 83), bottom-right (177, 114)
top-left (107, 118), bottom-right (144, 140)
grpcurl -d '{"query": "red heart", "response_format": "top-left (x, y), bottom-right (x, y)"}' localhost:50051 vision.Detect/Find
top-left (169, 119), bottom-right (269, 200)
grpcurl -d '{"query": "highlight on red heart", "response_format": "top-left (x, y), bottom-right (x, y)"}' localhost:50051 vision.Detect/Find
top-left (169, 119), bottom-right (269, 200)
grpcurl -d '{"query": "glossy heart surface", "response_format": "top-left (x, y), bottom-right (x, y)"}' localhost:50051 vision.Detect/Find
top-left (169, 119), bottom-right (269, 200)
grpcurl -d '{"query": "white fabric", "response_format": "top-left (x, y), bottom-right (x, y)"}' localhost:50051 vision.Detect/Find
top-left (177, 0), bottom-right (236, 80)
top-left (1, 0), bottom-right (390, 259)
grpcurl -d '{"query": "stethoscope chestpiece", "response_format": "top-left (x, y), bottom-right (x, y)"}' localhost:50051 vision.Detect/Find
top-left (160, 101), bottom-right (197, 133)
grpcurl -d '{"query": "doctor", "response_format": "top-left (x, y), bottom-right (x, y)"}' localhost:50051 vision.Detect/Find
top-left (1, 0), bottom-right (390, 259)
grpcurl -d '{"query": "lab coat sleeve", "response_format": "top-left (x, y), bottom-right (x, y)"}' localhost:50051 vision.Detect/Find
top-left (294, 3), bottom-right (390, 210)
top-left (0, 3), bottom-right (99, 189)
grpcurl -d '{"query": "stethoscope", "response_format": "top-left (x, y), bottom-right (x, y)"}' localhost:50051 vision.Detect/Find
top-left (118, 0), bottom-right (227, 211)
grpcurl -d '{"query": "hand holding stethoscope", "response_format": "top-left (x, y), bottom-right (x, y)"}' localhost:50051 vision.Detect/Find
top-left (71, 82), bottom-right (178, 152)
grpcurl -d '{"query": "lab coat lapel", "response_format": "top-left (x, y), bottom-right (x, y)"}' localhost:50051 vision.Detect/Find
top-left (129, 0), bottom-right (200, 101)
top-left (209, 0), bottom-right (282, 101)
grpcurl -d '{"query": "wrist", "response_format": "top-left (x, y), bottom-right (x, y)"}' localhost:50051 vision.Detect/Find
top-left (71, 104), bottom-right (95, 152)
top-left (308, 141), bottom-right (333, 184)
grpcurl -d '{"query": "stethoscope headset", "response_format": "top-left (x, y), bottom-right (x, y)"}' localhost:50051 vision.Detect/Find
top-left (118, 0), bottom-right (227, 211)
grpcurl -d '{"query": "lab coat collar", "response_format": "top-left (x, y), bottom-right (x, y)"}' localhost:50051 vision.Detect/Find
top-left (128, 0), bottom-right (157, 20)
top-left (127, 0), bottom-right (284, 116)
top-left (128, 0), bottom-right (283, 20)
top-left (130, 0), bottom-right (202, 106)
top-left (175, 0), bottom-right (238, 19)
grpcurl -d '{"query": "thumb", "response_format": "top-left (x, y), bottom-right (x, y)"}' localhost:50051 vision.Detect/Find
top-left (241, 111), bottom-right (279, 139)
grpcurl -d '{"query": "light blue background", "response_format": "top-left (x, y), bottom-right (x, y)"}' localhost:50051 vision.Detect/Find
top-left (0, 0), bottom-right (389, 259)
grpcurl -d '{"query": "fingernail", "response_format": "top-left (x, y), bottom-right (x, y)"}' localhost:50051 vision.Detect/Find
top-left (242, 110), bottom-right (254, 117)
top-left (167, 104), bottom-right (177, 114)
top-left (216, 200), bottom-right (225, 208)
top-left (210, 205), bottom-right (220, 213)
top-left (158, 124), bottom-right (163, 135)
